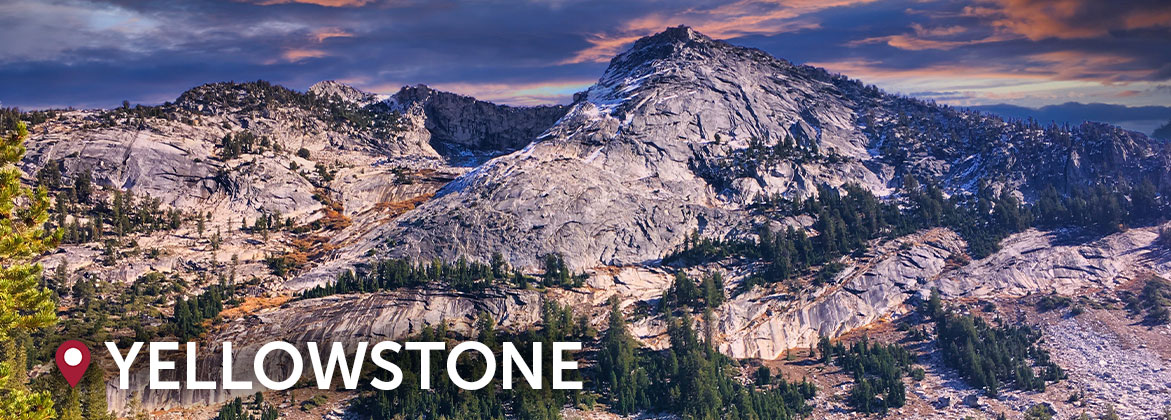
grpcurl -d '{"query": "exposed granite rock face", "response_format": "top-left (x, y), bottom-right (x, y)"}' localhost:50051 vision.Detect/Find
top-left (712, 225), bottom-right (1171, 360)
top-left (374, 26), bottom-right (1171, 272)
top-left (390, 84), bottom-right (569, 161)
top-left (718, 228), bottom-right (964, 359)
top-left (380, 135), bottom-right (740, 271)
top-left (22, 113), bottom-right (325, 221)
top-left (107, 288), bottom-right (544, 413)
top-left (22, 80), bottom-right (565, 239)
top-left (935, 227), bottom-right (1171, 297)
top-left (309, 80), bottom-right (383, 106)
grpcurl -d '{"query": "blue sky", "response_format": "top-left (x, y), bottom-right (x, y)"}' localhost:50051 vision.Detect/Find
top-left (1, 0), bottom-right (1168, 130)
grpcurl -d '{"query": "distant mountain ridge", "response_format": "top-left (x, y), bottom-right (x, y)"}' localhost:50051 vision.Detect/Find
top-left (970, 102), bottom-right (1171, 136)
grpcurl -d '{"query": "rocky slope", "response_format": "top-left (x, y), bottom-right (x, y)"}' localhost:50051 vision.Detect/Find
top-left (711, 225), bottom-right (1171, 360)
top-left (22, 80), bottom-right (565, 221)
top-left (106, 288), bottom-right (544, 413)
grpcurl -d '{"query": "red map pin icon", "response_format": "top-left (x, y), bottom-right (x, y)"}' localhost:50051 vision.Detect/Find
top-left (55, 340), bottom-right (91, 387)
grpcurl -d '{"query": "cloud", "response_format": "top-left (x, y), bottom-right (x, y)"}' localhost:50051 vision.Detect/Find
top-left (281, 48), bottom-right (329, 62)
top-left (312, 28), bottom-right (354, 42)
top-left (1, 0), bottom-right (1168, 113)
top-left (830, 0), bottom-right (1171, 109)
top-left (250, 0), bottom-right (377, 7)
top-left (809, 59), bottom-right (1048, 82)
top-left (848, 22), bottom-right (1015, 50)
top-left (850, 33), bottom-right (999, 50)
top-left (1024, 50), bottom-right (1156, 83)
top-left (964, 0), bottom-right (1171, 40)
top-left (0, 0), bottom-right (162, 63)
top-left (810, 57), bottom-right (1170, 108)
top-left (562, 0), bottom-right (874, 64)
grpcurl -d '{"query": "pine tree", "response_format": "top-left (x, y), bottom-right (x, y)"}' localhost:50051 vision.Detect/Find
top-left (598, 297), bottom-right (643, 414)
top-left (0, 121), bottom-right (61, 420)
top-left (72, 170), bottom-right (91, 204)
top-left (700, 272), bottom-right (725, 307)
top-left (127, 392), bottom-right (149, 420)
top-left (57, 388), bottom-right (82, 420)
top-left (48, 259), bottom-right (67, 295)
top-left (81, 365), bottom-right (112, 420)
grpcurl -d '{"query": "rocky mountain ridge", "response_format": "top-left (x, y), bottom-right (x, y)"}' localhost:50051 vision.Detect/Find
top-left (368, 26), bottom-right (1171, 273)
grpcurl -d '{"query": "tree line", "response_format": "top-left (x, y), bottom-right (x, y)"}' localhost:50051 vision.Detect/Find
top-left (214, 394), bottom-right (279, 420)
top-left (35, 162), bottom-right (190, 247)
top-left (668, 178), bottom-right (1169, 295)
top-left (298, 253), bottom-right (586, 299)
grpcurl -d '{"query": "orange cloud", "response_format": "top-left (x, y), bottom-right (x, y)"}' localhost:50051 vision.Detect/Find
top-left (808, 57), bottom-right (1168, 107)
top-left (911, 23), bottom-right (966, 37)
top-left (282, 48), bottom-right (328, 62)
top-left (849, 28), bottom-right (1014, 51)
top-left (312, 28), bottom-right (354, 42)
top-left (562, 0), bottom-right (875, 64)
top-left (852, 34), bottom-right (975, 51)
top-left (1025, 50), bottom-right (1155, 83)
top-left (847, 20), bottom-right (1024, 51)
top-left (816, 49), bottom-right (1157, 86)
top-left (965, 0), bottom-right (1171, 40)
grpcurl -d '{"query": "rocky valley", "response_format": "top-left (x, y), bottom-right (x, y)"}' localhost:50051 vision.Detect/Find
top-left (4, 26), bottom-right (1171, 420)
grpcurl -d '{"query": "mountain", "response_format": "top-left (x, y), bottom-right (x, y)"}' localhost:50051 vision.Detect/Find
top-left (969, 102), bottom-right (1171, 136)
top-left (13, 26), bottom-right (1171, 420)
top-left (369, 26), bottom-right (1171, 271)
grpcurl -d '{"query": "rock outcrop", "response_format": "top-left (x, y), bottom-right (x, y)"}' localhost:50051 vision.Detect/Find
top-left (23, 112), bottom-right (326, 220)
top-left (108, 288), bottom-right (544, 412)
top-left (936, 227), bottom-right (1171, 297)
top-left (717, 228), bottom-right (965, 359)
top-left (390, 84), bottom-right (569, 163)
top-left (712, 225), bottom-right (1171, 360)
top-left (309, 80), bottom-right (383, 106)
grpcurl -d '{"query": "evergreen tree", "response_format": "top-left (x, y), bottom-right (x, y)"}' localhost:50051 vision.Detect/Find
top-left (0, 121), bottom-right (60, 420)
top-left (700, 271), bottom-right (725, 307)
top-left (597, 298), bottom-right (645, 414)
top-left (72, 170), bottom-right (92, 204)
top-left (126, 392), bottom-right (149, 420)
top-left (57, 388), bottom-right (82, 420)
top-left (81, 365), bottom-right (113, 420)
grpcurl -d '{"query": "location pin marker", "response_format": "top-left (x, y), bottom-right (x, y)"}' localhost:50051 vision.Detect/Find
top-left (55, 340), bottom-right (91, 387)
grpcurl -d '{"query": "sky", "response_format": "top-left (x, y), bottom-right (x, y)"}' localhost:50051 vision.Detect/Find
top-left (1, 0), bottom-right (1169, 131)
